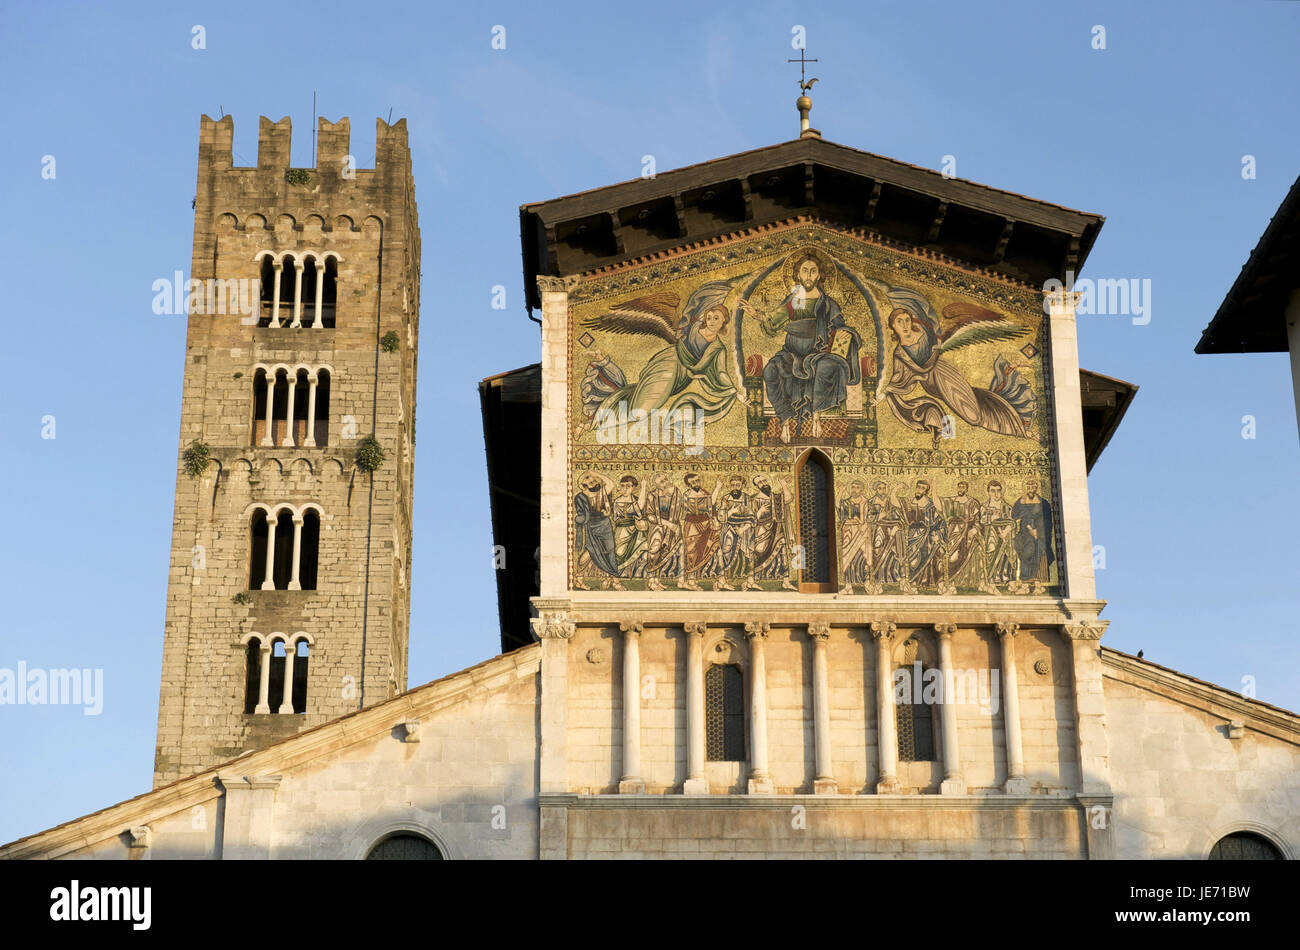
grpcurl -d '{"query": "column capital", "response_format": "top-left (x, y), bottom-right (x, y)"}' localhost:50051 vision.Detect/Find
top-left (536, 274), bottom-right (582, 295)
top-left (307, 372), bottom-right (319, 384)
top-left (272, 260), bottom-right (284, 271)
top-left (618, 621), bottom-right (643, 637)
top-left (264, 512), bottom-right (278, 525)
top-left (1043, 287), bottom-right (1082, 315)
top-left (292, 515), bottom-right (305, 526)
top-left (934, 622), bottom-right (958, 639)
top-left (995, 620), bottom-right (1020, 639)
top-left (1061, 620), bottom-right (1107, 641)
top-left (870, 619), bottom-right (897, 641)
top-left (293, 259), bottom-right (305, 271)
top-left (807, 620), bottom-right (831, 641)
top-left (531, 614), bottom-right (576, 641)
top-left (683, 621), bottom-right (708, 638)
top-left (744, 621), bottom-right (770, 640)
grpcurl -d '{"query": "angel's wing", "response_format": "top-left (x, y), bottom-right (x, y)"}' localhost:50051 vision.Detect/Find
top-left (937, 302), bottom-right (1028, 353)
top-left (580, 292), bottom-right (680, 343)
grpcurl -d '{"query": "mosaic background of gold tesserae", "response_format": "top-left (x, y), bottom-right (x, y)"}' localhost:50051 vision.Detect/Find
top-left (565, 222), bottom-right (1062, 596)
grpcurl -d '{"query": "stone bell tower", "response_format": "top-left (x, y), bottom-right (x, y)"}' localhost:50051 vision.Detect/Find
top-left (152, 114), bottom-right (420, 787)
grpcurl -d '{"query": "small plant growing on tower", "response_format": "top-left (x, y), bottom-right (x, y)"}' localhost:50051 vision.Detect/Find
top-left (355, 437), bottom-right (385, 472)
top-left (233, 371), bottom-right (243, 379)
top-left (380, 331), bottom-right (400, 352)
top-left (285, 168), bottom-right (311, 186)
top-left (232, 592), bottom-right (253, 606)
top-left (182, 440), bottom-right (211, 479)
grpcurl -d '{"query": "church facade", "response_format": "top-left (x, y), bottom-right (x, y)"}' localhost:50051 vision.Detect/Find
top-left (2, 108), bottom-right (1296, 861)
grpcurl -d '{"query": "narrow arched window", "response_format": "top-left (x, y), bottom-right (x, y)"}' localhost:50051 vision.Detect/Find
top-left (705, 664), bottom-right (745, 761)
top-left (795, 450), bottom-right (836, 592)
top-left (366, 834), bottom-right (444, 860)
top-left (312, 370), bottom-right (331, 446)
top-left (272, 510), bottom-right (294, 589)
top-left (292, 640), bottom-right (310, 713)
top-left (258, 256), bottom-right (276, 326)
top-left (1208, 832), bottom-right (1283, 860)
top-left (321, 258), bottom-right (338, 328)
top-left (897, 663), bottom-right (936, 762)
top-left (299, 510), bottom-right (320, 590)
top-left (267, 639), bottom-right (287, 708)
top-left (243, 640), bottom-right (263, 714)
top-left (249, 511), bottom-right (269, 589)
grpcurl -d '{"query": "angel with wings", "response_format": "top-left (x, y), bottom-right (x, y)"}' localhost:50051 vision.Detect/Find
top-left (875, 287), bottom-right (1036, 445)
top-left (579, 278), bottom-right (749, 436)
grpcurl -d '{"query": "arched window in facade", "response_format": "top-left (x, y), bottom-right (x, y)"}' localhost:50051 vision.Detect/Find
top-left (896, 671), bottom-right (936, 762)
top-left (247, 505), bottom-right (322, 591)
top-left (366, 834), bottom-right (445, 860)
top-left (795, 449), bottom-right (836, 592)
top-left (1208, 832), bottom-right (1283, 860)
top-left (256, 251), bottom-right (339, 328)
top-left (705, 663), bottom-right (745, 761)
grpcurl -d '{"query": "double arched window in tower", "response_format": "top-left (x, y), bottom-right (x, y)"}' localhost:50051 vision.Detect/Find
top-left (247, 503), bottom-right (321, 591)
top-left (251, 365), bottom-right (331, 447)
top-left (255, 251), bottom-right (340, 328)
top-left (242, 631), bottom-right (311, 715)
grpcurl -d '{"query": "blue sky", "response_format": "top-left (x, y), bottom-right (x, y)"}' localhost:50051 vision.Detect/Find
top-left (0, 0), bottom-right (1297, 843)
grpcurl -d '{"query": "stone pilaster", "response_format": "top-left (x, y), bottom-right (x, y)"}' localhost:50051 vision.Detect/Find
top-left (537, 275), bottom-right (581, 598)
top-left (1062, 620), bottom-right (1114, 859)
top-left (217, 774), bottom-right (282, 860)
top-left (532, 607), bottom-right (574, 797)
top-left (807, 621), bottom-right (836, 795)
top-left (744, 621), bottom-right (773, 794)
top-left (1045, 289), bottom-right (1096, 599)
top-left (934, 623), bottom-right (965, 796)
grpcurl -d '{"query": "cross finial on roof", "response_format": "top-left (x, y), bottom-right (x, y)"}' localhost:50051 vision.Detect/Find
top-left (787, 48), bottom-right (821, 139)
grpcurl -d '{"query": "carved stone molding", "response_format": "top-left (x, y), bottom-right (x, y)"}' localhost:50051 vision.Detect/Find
top-left (127, 826), bottom-right (152, 849)
top-left (744, 621), bottom-right (770, 640)
top-left (1061, 621), bottom-right (1107, 641)
top-left (531, 614), bottom-right (576, 640)
top-left (807, 620), bottom-right (831, 641)
top-left (995, 620), bottom-right (1020, 639)
top-left (683, 621), bottom-right (708, 638)
top-left (619, 621), bottom-right (644, 638)
top-left (934, 622), bottom-right (958, 639)
top-left (870, 620), bottom-right (897, 641)
top-left (536, 274), bottom-right (582, 295)
top-left (400, 718), bottom-right (421, 743)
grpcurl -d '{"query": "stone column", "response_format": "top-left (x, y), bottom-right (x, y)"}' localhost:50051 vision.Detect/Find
top-left (283, 371), bottom-right (297, 447)
top-left (270, 261), bottom-right (283, 328)
top-left (1046, 288), bottom-right (1095, 599)
top-left (872, 620), bottom-right (900, 793)
top-left (744, 621), bottom-right (773, 794)
top-left (261, 512), bottom-right (278, 590)
top-left (934, 623), bottom-right (966, 795)
top-left (997, 621), bottom-right (1029, 794)
top-left (807, 620), bottom-right (836, 794)
top-left (287, 515), bottom-right (304, 591)
top-left (303, 373), bottom-right (319, 447)
top-left (312, 258), bottom-right (325, 328)
top-left (536, 276), bottom-right (581, 597)
top-left (290, 259), bottom-right (305, 328)
top-left (278, 640), bottom-right (296, 714)
top-left (618, 621), bottom-right (645, 794)
top-left (1063, 620), bottom-right (1114, 860)
top-left (254, 641), bottom-right (272, 713)
top-left (683, 621), bottom-right (708, 794)
top-left (260, 371), bottom-right (276, 446)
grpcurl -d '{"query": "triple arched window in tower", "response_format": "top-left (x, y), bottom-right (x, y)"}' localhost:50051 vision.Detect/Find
top-left (255, 251), bottom-right (339, 328)
top-left (248, 503), bottom-right (321, 591)
top-left (242, 631), bottom-right (311, 715)
top-left (251, 365), bottom-right (331, 447)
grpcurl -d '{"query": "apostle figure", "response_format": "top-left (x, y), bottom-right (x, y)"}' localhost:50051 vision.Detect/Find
top-left (610, 475), bottom-right (648, 579)
top-left (1010, 477), bottom-right (1054, 594)
top-left (900, 479), bottom-right (947, 594)
top-left (643, 472), bottom-right (682, 591)
top-left (981, 479), bottom-right (1018, 589)
top-left (751, 474), bottom-right (798, 590)
top-left (679, 473), bottom-right (719, 591)
top-left (573, 472), bottom-right (622, 590)
top-left (741, 252), bottom-right (861, 443)
top-left (868, 481), bottom-right (907, 587)
top-left (943, 481), bottom-right (988, 593)
top-left (838, 480), bottom-right (878, 594)
top-left (711, 476), bottom-right (758, 591)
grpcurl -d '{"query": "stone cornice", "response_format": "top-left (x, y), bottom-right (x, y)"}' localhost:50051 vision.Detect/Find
top-left (536, 274), bottom-right (582, 295)
top-left (1101, 648), bottom-right (1300, 748)
top-left (0, 645), bottom-right (542, 859)
top-left (538, 792), bottom-right (1083, 811)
